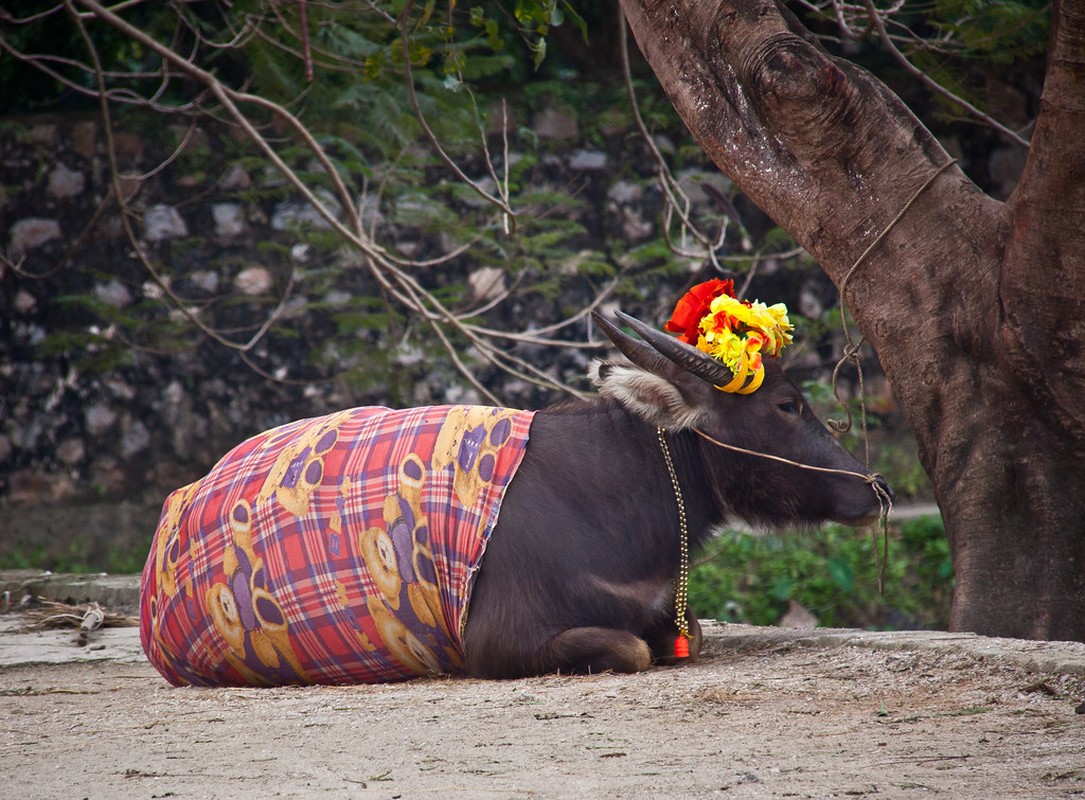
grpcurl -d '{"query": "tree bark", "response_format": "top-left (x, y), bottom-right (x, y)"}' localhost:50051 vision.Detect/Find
top-left (619, 0), bottom-right (1085, 641)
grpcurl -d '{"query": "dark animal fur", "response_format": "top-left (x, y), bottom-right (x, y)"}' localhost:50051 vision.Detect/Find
top-left (463, 353), bottom-right (889, 679)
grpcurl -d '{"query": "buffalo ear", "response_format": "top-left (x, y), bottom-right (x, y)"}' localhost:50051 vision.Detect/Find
top-left (589, 359), bottom-right (707, 430)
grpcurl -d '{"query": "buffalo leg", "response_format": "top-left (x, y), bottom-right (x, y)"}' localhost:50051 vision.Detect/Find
top-left (645, 606), bottom-right (703, 665)
top-left (542, 627), bottom-right (653, 674)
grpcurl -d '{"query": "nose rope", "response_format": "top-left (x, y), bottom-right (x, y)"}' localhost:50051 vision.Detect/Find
top-left (692, 427), bottom-right (895, 592)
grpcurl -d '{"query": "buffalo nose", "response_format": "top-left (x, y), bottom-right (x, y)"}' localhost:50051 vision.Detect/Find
top-left (872, 474), bottom-right (894, 507)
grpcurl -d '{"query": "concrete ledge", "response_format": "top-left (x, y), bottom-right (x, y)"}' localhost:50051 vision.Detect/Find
top-left (702, 621), bottom-right (1085, 677)
top-left (3, 570), bottom-right (1084, 678)
top-left (0, 618), bottom-right (144, 667)
top-left (1, 569), bottom-right (141, 614)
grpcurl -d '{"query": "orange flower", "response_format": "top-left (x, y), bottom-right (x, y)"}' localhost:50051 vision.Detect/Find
top-left (664, 279), bottom-right (735, 344)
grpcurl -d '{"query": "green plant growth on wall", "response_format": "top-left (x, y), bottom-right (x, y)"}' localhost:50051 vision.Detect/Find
top-left (0, 533), bottom-right (153, 576)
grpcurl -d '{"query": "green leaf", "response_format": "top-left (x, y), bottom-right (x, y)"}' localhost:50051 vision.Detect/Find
top-left (531, 37), bottom-right (547, 70)
top-left (827, 558), bottom-right (855, 593)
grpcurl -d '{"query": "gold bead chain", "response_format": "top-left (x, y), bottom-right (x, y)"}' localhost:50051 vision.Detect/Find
top-left (657, 427), bottom-right (690, 647)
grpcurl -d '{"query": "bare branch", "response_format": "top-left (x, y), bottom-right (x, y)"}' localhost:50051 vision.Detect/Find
top-left (862, 0), bottom-right (1030, 148)
top-left (16, 0), bottom-right (604, 399)
top-left (64, 0), bottom-right (301, 357)
top-left (619, 8), bottom-right (733, 270)
top-left (396, 1), bottom-right (519, 220)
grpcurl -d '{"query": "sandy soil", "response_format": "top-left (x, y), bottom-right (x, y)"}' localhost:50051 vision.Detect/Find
top-left (2, 623), bottom-right (1083, 799)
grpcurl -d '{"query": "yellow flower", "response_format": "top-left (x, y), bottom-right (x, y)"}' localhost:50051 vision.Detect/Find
top-left (693, 295), bottom-right (793, 389)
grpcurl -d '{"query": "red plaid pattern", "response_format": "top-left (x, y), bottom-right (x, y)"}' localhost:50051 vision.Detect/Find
top-left (140, 405), bottom-right (534, 686)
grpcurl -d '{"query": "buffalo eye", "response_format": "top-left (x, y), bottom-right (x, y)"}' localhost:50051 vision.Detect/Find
top-left (775, 397), bottom-right (802, 417)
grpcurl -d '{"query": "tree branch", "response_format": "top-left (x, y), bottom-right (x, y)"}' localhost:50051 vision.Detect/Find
top-left (1000, 0), bottom-right (1085, 443)
top-left (860, 0), bottom-right (1030, 148)
top-left (16, 0), bottom-right (612, 401)
top-left (396, 1), bottom-right (519, 223)
top-left (617, 0), bottom-right (987, 279)
top-left (617, 0), bottom-right (1008, 469)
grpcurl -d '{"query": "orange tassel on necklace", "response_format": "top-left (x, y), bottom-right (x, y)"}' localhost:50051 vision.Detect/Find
top-left (674, 635), bottom-right (690, 659)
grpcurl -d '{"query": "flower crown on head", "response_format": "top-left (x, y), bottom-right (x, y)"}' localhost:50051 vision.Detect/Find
top-left (664, 278), bottom-right (794, 394)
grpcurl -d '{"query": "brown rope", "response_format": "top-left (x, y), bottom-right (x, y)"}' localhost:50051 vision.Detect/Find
top-left (820, 157), bottom-right (957, 589)
top-left (828, 157), bottom-right (959, 436)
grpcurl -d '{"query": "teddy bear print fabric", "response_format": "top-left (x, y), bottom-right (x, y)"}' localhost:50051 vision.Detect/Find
top-left (140, 405), bottom-right (535, 686)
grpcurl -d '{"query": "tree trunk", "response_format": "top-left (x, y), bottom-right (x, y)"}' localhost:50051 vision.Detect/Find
top-left (619, 0), bottom-right (1085, 641)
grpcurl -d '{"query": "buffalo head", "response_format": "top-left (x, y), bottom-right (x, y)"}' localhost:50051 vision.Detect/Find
top-left (591, 310), bottom-right (891, 527)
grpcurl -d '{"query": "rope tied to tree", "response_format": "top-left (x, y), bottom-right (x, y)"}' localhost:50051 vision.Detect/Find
top-left (829, 157), bottom-right (960, 434)
top-left (823, 157), bottom-right (958, 589)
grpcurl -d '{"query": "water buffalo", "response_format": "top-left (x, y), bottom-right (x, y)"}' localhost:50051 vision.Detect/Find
top-left (140, 310), bottom-right (889, 687)
top-left (464, 311), bottom-right (889, 678)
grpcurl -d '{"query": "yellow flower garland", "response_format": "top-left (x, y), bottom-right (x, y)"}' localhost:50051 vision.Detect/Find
top-left (665, 280), bottom-right (793, 394)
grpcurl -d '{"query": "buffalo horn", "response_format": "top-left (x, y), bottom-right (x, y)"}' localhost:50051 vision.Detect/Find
top-left (591, 311), bottom-right (675, 376)
top-left (613, 310), bottom-right (735, 386)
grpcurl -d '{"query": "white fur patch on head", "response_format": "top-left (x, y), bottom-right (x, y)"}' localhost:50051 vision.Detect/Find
top-left (590, 359), bottom-right (705, 430)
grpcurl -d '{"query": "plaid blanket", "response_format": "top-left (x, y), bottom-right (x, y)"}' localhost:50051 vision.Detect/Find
top-left (140, 405), bottom-right (534, 686)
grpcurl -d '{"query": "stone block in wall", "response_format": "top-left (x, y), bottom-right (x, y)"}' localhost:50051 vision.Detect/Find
top-left (219, 164), bottom-right (252, 191)
top-left (111, 131), bottom-right (143, 161)
top-left (71, 120), bottom-right (98, 159)
top-left (234, 265), bottom-right (273, 295)
top-left (8, 218), bottom-right (61, 255)
top-left (47, 164), bottom-right (86, 199)
top-left (6, 469), bottom-right (77, 506)
top-left (189, 270), bottom-right (220, 293)
top-left (13, 290), bottom-right (36, 313)
top-left (569, 150), bottom-right (607, 171)
top-left (27, 124), bottom-right (57, 145)
top-left (676, 168), bottom-right (732, 206)
top-left (607, 180), bottom-right (643, 205)
top-left (468, 266), bottom-right (506, 303)
top-left (119, 417), bottom-right (151, 458)
top-left (84, 403), bottom-right (118, 438)
top-left (485, 101), bottom-right (518, 137)
top-left (271, 197), bottom-right (336, 231)
top-left (533, 107), bottom-right (578, 140)
top-left (94, 279), bottom-right (133, 309)
top-left (143, 204), bottom-right (188, 242)
top-left (212, 202), bottom-right (247, 237)
top-left (56, 438), bottom-right (86, 466)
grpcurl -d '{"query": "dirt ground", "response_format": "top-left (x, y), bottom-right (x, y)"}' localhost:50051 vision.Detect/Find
top-left (2, 621), bottom-right (1084, 800)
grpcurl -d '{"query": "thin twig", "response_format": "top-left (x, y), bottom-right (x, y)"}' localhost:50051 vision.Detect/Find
top-left (58, 0), bottom-right (599, 399)
top-left (619, 8), bottom-right (730, 268)
top-left (395, 1), bottom-right (518, 219)
top-left (861, 0), bottom-right (1030, 148)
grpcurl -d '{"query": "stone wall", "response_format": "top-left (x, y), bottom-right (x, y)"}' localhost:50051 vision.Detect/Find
top-left (0, 108), bottom-right (890, 569)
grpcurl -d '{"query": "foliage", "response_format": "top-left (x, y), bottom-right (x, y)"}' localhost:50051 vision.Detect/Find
top-left (3, 0), bottom-right (1044, 401)
top-left (689, 515), bottom-right (954, 630)
top-left (799, 377), bottom-right (933, 502)
top-left (923, 0), bottom-right (1049, 64)
top-left (0, 534), bottom-right (151, 575)
top-left (910, 0), bottom-right (1049, 124)
top-left (794, 0), bottom-right (1049, 138)
top-left (1, 1), bottom-right (689, 407)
